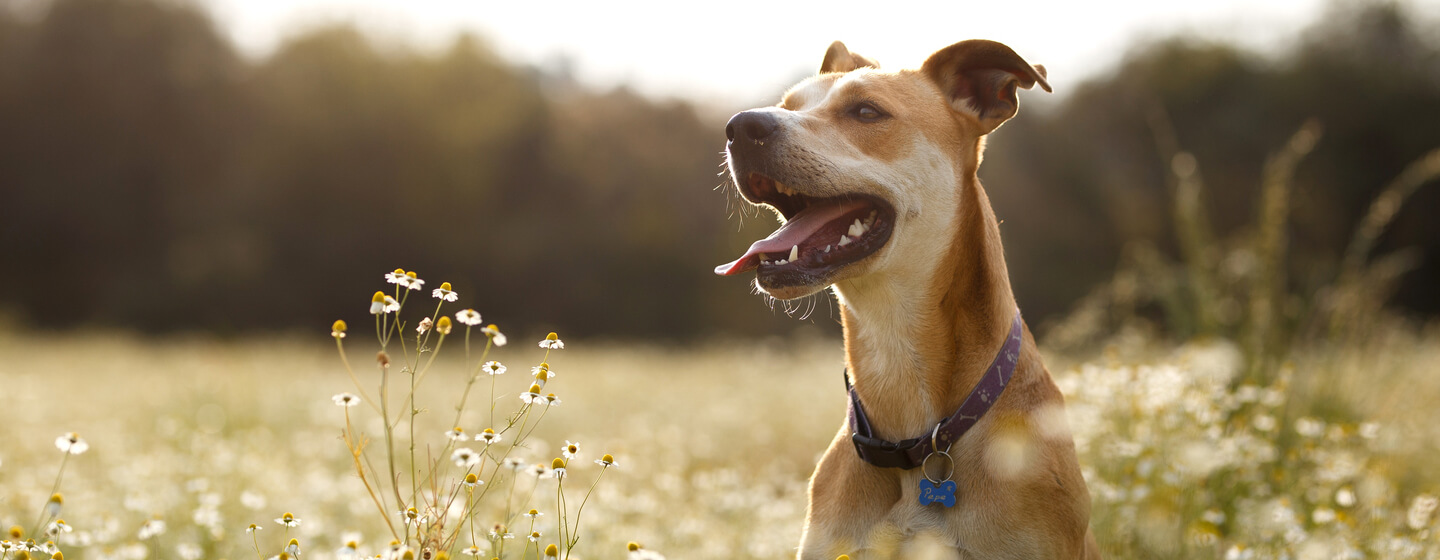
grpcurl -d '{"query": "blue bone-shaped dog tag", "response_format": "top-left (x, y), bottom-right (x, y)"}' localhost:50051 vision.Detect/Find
top-left (918, 479), bottom-right (957, 507)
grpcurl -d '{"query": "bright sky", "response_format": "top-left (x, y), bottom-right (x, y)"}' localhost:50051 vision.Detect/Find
top-left (198, 0), bottom-right (1440, 108)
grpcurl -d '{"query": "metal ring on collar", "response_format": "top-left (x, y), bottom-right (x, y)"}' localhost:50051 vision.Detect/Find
top-left (923, 423), bottom-right (955, 484)
top-left (922, 450), bottom-right (954, 484)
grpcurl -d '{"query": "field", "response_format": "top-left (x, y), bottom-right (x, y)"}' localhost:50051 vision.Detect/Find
top-left (2, 313), bottom-right (1438, 560)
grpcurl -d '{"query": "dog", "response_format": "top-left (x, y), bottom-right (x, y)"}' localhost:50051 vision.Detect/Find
top-left (714, 40), bottom-right (1101, 559)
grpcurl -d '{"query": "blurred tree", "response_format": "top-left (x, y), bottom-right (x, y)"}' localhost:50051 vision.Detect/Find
top-left (0, 0), bottom-right (247, 329)
top-left (1, 0), bottom-right (1436, 340)
top-left (985, 1), bottom-right (1440, 330)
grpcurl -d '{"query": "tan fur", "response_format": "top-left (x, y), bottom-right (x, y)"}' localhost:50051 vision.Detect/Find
top-left (729, 41), bottom-right (1101, 559)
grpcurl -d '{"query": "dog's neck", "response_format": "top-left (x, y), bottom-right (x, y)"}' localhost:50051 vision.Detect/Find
top-left (833, 145), bottom-right (1017, 443)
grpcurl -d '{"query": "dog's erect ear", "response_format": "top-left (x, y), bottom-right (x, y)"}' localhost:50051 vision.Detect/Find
top-left (921, 40), bottom-right (1051, 134)
top-left (820, 41), bottom-right (879, 74)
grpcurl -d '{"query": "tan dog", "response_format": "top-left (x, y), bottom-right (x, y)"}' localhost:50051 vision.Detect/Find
top-left (715, 40), bottom-right (1100, 559)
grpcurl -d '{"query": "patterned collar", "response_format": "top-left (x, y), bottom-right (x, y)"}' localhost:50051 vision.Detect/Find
top-left (845, 310), bottom-right (1024, 470)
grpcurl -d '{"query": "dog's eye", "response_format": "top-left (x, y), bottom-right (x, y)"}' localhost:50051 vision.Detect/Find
top-left (852, 103), bottom-right (885, 122)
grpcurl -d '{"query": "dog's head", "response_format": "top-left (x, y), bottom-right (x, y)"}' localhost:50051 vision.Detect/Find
top-left (714, 40), bottom-right (1049, 300)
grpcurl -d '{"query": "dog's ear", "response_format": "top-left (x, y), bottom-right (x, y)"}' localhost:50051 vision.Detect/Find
top-left (921, 40), bottom-right (1051, 134)
top-left (820, 41), bottom-right (879, 74)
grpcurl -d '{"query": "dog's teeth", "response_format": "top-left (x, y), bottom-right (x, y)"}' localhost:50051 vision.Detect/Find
top-left (838, 235), bottom-right (852, 246)
top-left (789, 245), bottom-right (799, 262)
top-left (825, 245), bottom-right (832, 253)
top-left (776, 259), bottom-right (787, 265)
top-left (847, 221), bottom-right (865, 238)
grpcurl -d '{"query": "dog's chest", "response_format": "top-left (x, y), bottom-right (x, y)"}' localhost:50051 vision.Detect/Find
top-left (854, 472), bottom-right (1044, 559)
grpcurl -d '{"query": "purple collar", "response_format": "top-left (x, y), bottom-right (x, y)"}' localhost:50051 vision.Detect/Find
top-left (846, 310), bottom-right (1024, 470)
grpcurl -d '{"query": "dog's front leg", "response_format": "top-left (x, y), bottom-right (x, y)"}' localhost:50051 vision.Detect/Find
top-left (797, 426), bottom-right (901, 560)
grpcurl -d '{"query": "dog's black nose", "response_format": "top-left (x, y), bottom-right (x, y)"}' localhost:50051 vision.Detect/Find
top-left (725, 110), bottom-right (779, 143)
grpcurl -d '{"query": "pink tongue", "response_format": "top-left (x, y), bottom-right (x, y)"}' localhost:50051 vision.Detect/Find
top-left (714, 199), bottom-right (869, 276)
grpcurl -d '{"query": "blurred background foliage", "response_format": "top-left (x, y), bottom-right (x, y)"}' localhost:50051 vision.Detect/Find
top-left (1, 0), bottom-right (1437, 342)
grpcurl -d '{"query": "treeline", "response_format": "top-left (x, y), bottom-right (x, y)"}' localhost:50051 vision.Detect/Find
top-left (0, 0), bottom-right (768, 338)
top-left (1, 0), bottom-right (1437, 339)
top-left (983, 2), bottom-right (1440, 330)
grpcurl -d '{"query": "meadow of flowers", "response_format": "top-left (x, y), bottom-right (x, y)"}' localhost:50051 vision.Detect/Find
top-left (1, 269), bottom-right (1437, 559)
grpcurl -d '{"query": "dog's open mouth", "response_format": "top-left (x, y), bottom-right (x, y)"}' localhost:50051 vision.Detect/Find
top-left (714, 173), bottom-right (895, 281)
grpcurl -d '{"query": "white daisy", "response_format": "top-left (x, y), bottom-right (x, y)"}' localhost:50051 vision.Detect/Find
top-left (370, 292), bottom-right (399, 315)
top-left (138, 518), bottom-right (167, 540)
top-left (451, 448), bottom-right (481, 468)
top-left (481, 361), bottom-right (506, 375)
top-left (432, 282), bottom-right (459, 302)
top-left (520, 384), bottom-right (543, 405)
top-left (482, 324), bottom-right (507, 346)
top-left (475, 429), bottom-right (502, 446)
top-left (561, 441), bottom-right (580, 460)
top-left (445, 427), bottom-right (467, 441)
top-left (274, 513), bottom-right (300, 528)
top-left (384, 269), bottom-right (408, 284)
top-left (55, 433), bottom-right (88, 455)
top-left (538, 332), bottom-right (564, 350)
top-left (332, 393), bottom-right (361, 407)
top-left (417, 317), bottom-right (432, 334)
top-left (594, 454), bottom-right (617, 468)
top-left (456, 309), bottom-right (483, 326)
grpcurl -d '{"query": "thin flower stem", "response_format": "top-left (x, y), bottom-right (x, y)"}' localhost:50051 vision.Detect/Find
top-left (345, 408), bottom-right (401, 540)
top-left (30, 453), bottom-right (70, 536)
top-left (451, 338), bottom-right (495, 428)
top-left (379, 362), bottom-right (407, 543)
top-left (49, 448), bottom-right (70, 497)
top-left (409, 364), bottom-right (419, 509)
top-left (564, 467), bottom-right (608, 557)
top-left (419, 300), bottom-right (444, 349)
top-left (413, 333), bottom-right (447, 388)
top-left (252, 531), bottom-right (264, 560)
top-left (557, 468), bottom-right (569, 557)
top-left (516, 406), bottom-right (551, 443)
top-left (335, 339), bottom-right (383, 416)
